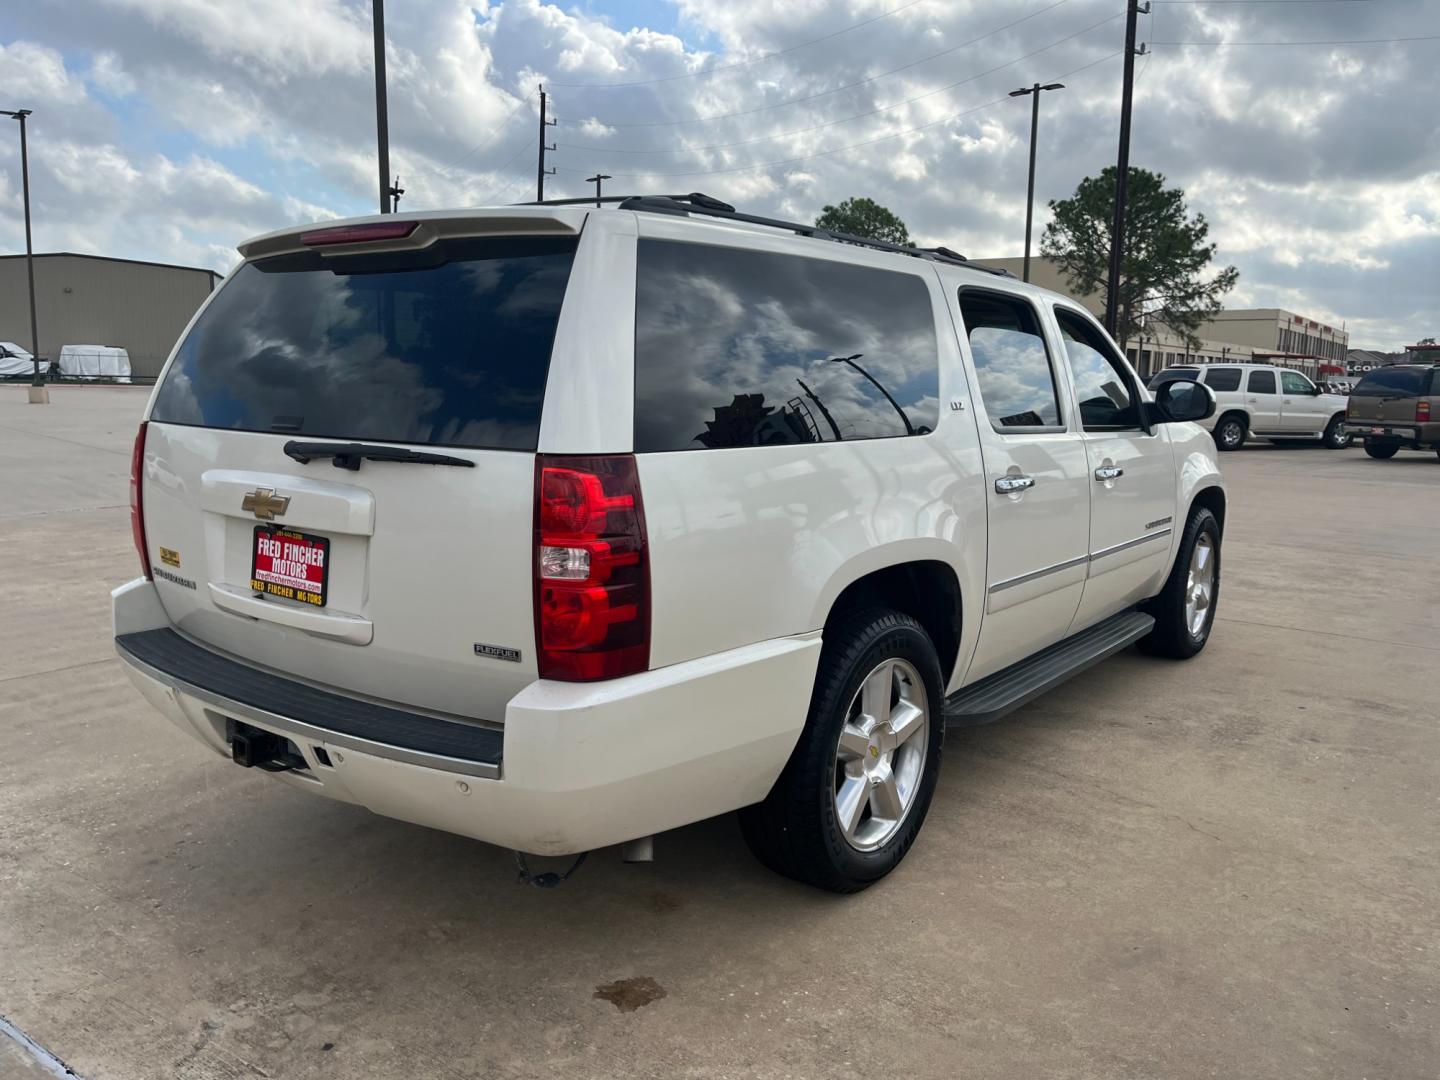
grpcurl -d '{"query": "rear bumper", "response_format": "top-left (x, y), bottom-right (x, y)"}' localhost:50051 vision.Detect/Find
top-left (112, 578), bottom-right (820, 855)
top-left (1345, 422), bottom-right (1432, 444)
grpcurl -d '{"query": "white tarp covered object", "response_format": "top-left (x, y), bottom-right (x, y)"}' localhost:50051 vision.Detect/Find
top-left (58, 344), bottom-right (132, 382)
top-left (0, 341), bottom-right (36, 377)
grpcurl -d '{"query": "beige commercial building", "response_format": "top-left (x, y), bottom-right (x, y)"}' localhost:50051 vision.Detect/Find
top-left (1194, 309), bottom-right (1348, 365)
top-left (0, 253), bottom-right (220, 379)
top-left (974, 256), bottom-right (1348, 379)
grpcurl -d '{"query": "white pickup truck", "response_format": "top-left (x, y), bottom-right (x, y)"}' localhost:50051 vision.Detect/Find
top-left (113, 196), bottom-right (1225, 892)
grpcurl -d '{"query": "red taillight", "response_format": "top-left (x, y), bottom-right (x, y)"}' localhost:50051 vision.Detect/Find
top-left (1418, 400), bottom-right (1431, 422)
top-left (130, 422), bottom-right (151, 579)
top-left (300, 221), bottom-right (418, 246)
top-left (534, 455), bottom-right (649, 681)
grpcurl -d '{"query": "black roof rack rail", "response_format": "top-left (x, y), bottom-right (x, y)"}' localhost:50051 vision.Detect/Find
top-left (516, 192), bottom-right (1014, 277)
top-left (515, 193), bottom-right (699, 207)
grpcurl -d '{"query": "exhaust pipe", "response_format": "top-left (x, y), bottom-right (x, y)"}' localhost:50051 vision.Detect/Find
top-left (621, 836), bottom-right (654, 863)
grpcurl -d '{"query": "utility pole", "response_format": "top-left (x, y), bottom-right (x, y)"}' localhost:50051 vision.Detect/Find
top-left (1008, 82), bottom-right (1065, 283)
top-left (372, 0), bottom-right (391, 214)
top-left (536, 85), bottom-right (557, 202)
top-left (586, 173), bottom-right (612, 207)
top-left (1103, 0), bottom-right (1149, 337)
top-left (2, 108), bottom-right (43, 402)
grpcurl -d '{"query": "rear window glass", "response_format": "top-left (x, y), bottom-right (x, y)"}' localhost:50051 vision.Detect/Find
top-left (1204, 367), bottom-right (1242, 392)
top-left (150, 235), bottom-right (578, 450)
top-left (633, 240), bottom-right (940, 452)
top-left (1353, 367), bottom-right (1429, 396)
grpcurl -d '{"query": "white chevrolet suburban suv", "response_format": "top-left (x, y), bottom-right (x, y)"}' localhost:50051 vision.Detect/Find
top-left (113, 195), bottom-right (1225, 892)
top-left (1150, 362), bottom-right (1351, 451)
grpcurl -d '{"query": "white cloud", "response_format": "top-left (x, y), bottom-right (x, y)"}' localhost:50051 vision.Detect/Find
top-left (0, 0), bottom-right (1434, 346)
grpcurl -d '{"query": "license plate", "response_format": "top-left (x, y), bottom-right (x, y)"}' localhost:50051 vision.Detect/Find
top-left (1370, 426), bottom-right (1387, 435)
top-left (251, 526), bottom-right (330, 607)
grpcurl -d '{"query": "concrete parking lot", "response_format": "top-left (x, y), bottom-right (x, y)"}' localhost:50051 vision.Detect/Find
top-left (2, 385), bottom-right (1437, 1080)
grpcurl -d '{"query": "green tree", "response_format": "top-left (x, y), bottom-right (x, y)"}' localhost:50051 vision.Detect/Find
top-left (815, 197), bottom-right (912, 246)
top-left (1041, 167), bottom-right (1238, 348)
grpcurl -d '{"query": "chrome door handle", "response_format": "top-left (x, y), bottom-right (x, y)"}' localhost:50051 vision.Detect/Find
top-left (1094, 465), bottom-right (1124, 482)
top-left (995, 475), bottom-right (1035, 494)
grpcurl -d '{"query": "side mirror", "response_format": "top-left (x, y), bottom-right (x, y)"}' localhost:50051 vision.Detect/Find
top-left (1151, 379), bottom-right (1215, 424)
top-left (1311, 385), bottom-right (1324, 396)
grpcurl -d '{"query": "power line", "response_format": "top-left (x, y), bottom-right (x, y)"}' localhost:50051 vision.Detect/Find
top-left (479, 157), bottom-right (539, 205)
top-left (557, 13), bottom-right (1122, 155)
top-left (408, 89), bottom-right (536, 180)
top-left (471, 135), bottom-right (539, 193)
top-left (554, 50), bottom-right (1122, 180)
top-left (548, 0), bottom-right (933, 88)
top-left (1153, 33), bottom-right (1438, 43)
top-left (1151, 1), bottom-right (1376, 5)
top-left (562, 0), bottom-right (1080, 129)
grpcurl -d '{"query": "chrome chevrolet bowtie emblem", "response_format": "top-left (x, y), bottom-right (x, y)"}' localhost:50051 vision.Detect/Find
top-left (241, 488), bottom-right (290, 521)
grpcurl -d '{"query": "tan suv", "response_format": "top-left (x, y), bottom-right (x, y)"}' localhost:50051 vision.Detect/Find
top-left (1345, 365), bottom-right (1440, 459)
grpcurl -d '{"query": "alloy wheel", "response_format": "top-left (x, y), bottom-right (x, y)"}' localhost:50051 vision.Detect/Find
top-left (1185, 534), bottom-right (1217, 638)
top-left (833, 658), bottom-right (930, 852)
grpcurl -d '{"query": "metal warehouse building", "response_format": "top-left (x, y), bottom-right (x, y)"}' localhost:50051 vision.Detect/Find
top-left (0, 253), bottom-right (220, 379)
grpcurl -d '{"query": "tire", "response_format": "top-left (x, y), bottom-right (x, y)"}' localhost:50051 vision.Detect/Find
top-left (1213, 415), bottom-right (1246, 451)
top-left (1139, 507), bottom-right (1220, 660)
top-left (739, 609), bottom-right (945, 893)
top-left (1322, 416), bottom-right (1352, 449)
top-left (1364, 439), bottom-right (1399, 459)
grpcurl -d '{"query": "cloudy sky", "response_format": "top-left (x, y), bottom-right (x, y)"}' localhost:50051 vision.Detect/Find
top-left (0, 0), bottom-right (1435, 349)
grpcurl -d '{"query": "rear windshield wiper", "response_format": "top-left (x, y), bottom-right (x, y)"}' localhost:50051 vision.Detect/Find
top-left (283, 440), bottom-right (475, 471)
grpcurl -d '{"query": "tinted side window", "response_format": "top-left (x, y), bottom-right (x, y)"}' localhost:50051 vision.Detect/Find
top-left (1054, 308), bottom-right (1139, 429)
top-left (1205, 367), bottom-right (1242, 392)
top-left (1247, 370), bottom-right (1276, 394)
top-left (959, 291), bottom-right (1061, 429)
top-left (150, 236), bottom-right (577, 450)
top-left (1281, 370), bottom-right (1313, 394)
top-left (633, 241), bottom-right (940, 452)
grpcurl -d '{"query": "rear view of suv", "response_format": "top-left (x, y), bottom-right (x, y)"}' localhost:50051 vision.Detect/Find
top-left (1344, 365), bottom-right (1440, 459)
top-left (114, 197), bottom-right (1226, 892)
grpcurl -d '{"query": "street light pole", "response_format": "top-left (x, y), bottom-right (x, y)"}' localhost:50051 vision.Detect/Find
top-left (2, 108), bottom-right (42, 400)
top-left (372, 0), bottom-right (392, 214)
top-left (1008, 82), bottom-right (1065, 284)
top-left (585, 173), bottom-right (612, 208)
